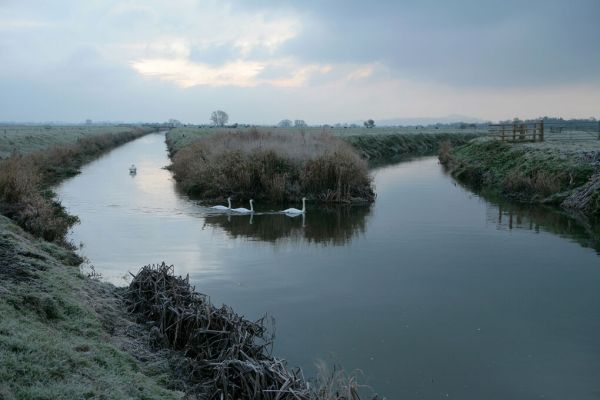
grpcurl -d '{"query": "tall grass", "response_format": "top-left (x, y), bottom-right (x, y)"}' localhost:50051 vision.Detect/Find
top-left (0, 156), bottom-right (77, 242)
top-left (170, 129), bottom-right (375, 203)
top-left (0, 127), bottom-right (153, 243)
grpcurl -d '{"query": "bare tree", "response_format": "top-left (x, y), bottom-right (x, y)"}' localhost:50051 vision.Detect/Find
top-left (294, 119), bottom-right (307, 128)
top-left (210, 110), bottom-right (229, 127)
top-left (278, 119), bottom-right (293, 128)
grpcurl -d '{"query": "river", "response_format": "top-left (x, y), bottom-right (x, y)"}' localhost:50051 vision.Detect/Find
top-left (56, 132), bottom-right (600, 399)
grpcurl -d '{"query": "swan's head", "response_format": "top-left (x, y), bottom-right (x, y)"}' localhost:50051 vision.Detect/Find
top-left (227, 196), bottom-right (231, 201)
top-left (250, 199), bottom-right (254, 204)
top-left (302, 197), bottom-right (306, 201)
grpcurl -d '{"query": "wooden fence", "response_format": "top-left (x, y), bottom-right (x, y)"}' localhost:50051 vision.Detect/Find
top-left (488, 121), bottom-right (544, 142)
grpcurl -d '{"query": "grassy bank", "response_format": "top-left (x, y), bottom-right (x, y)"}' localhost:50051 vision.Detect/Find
top-left (168, 129), bottom-right (375, 203)
top-left (0, 125), bottom-right (160, 159)
top-left (344, 132), bottom-right (481, 164)
top-left (441, 138), bottom-right (600, 216)
top-left (0, 216), bottom-right (184, 399)
top-left (0, 125), bottom-right (155, 243)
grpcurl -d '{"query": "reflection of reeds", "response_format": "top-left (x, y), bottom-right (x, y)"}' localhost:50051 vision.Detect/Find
top-left (169, 129), bottom-right (374, 203)
top-left (126, 263), bottom-right (376, 399)
top-left (204, 205), bottom-right (372, 246)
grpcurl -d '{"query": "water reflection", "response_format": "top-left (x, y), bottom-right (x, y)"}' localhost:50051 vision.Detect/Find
top-left (489, 201), bottom-right (600, 254)
top-left (202, 204), bottom-right (372, 245)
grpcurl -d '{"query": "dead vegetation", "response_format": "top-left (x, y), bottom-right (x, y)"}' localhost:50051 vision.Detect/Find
top-left (0, 127), bottom-right (152, 244)
top-left (169, 129), bottom-right (374, 203)
top-left (126, 263), bottom-right (377, 400)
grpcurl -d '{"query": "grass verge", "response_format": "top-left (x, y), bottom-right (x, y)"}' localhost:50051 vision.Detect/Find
top-left (440, 138), bottom-right (600, 216)
top-left (0, 216), bottom-right (184, 400)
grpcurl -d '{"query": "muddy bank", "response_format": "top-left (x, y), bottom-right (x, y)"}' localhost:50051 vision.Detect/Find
top-left (440, 138), bottom-right (600, 217)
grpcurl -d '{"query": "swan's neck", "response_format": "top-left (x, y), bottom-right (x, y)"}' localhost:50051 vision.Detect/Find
top-left (227, 198), bottom-right (231, 209)
top-left (250, 201), bottom-right (254, 212)
top-left (301, 198), bottom-right (306, 212)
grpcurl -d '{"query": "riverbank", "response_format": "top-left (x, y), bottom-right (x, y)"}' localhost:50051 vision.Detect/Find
top-left (343, 132), bottom-right (481, 165)
top-left (0, 125), bottom-right (156, 243)
top-left (440, 138), bottom-right (600, 217)
top-left (0, 215), bottom-right (185, 399)
top-left (0, 126), bottom-right (187, 398)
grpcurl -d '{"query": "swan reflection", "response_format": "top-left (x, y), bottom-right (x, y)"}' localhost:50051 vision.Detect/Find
top-left (203, 204), bottom-right (371, 245)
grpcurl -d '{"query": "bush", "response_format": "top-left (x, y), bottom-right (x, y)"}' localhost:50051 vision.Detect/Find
top-left (170, 129), bottom-right (374, 203)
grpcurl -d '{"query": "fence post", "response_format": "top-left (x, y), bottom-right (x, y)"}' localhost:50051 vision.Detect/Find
top-left (540, 120), bottom-right (544, 142)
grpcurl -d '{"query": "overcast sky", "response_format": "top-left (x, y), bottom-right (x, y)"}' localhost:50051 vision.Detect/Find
top-left (1, 0), bottom-right (598, 124)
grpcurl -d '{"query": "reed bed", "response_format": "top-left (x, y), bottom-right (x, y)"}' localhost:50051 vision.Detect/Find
top-left (126, 263), bottom-right (375, 400)
top-left (169, 129), bottom-right (375, 203)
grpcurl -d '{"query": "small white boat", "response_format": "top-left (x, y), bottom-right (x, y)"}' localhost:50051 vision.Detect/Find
top-left (129, 164), bottom-right (137, 174)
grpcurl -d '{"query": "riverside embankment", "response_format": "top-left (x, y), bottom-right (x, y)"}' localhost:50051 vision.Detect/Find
top-left (0, 125), bottom-right (187, 399)
top-left (440, 137), bottom-right (600, 217)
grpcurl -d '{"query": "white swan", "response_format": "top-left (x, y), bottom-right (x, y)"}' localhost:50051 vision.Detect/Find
top-left (211, 197), bottom-right (231, 211)
top-left (282, 197), bottom-right (306, 215)
top-left (232, 199), bottom-right (254, 213)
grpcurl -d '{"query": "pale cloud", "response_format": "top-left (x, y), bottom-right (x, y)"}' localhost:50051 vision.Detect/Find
top-left (345, 65), bottom-right (375, 81)
top-left (131, 57), bottom-right (333, 88)
top-left (131, 58), bottom-right (266, 87)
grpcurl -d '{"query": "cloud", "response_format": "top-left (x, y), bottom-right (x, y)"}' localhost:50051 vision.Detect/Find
top-left (0, 0), bottom-right (598, 123)
top-left (131, 57), bottom-right (332, 88)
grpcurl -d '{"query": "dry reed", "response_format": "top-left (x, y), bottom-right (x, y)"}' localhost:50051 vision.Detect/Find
top-left (126, 263), bottom-right (378, 400)
top-left (169, 129), bottom-right (374, 203)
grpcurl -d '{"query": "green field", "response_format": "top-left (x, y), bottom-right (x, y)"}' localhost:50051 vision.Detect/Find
top-left (0, 125), bottom-right (150, 159)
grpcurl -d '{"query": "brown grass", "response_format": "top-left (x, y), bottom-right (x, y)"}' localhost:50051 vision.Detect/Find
top-left (0, 156), bottom-right (77, 242)
top-left (0, 128), bottom-right (152, 243)
top-left (438, 140), bottom-right (453, 165)
top-left (502, 169), bottom-right (567, 198)
top-left (170, 129), bottom-right (374, 203)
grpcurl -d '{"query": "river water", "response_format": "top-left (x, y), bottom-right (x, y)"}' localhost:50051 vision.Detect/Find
top-left (56, 132), bottom-right (600, 399)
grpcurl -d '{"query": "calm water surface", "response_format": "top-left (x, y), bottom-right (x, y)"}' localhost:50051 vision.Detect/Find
top-left (57, 133), bottom-right (600, 399)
